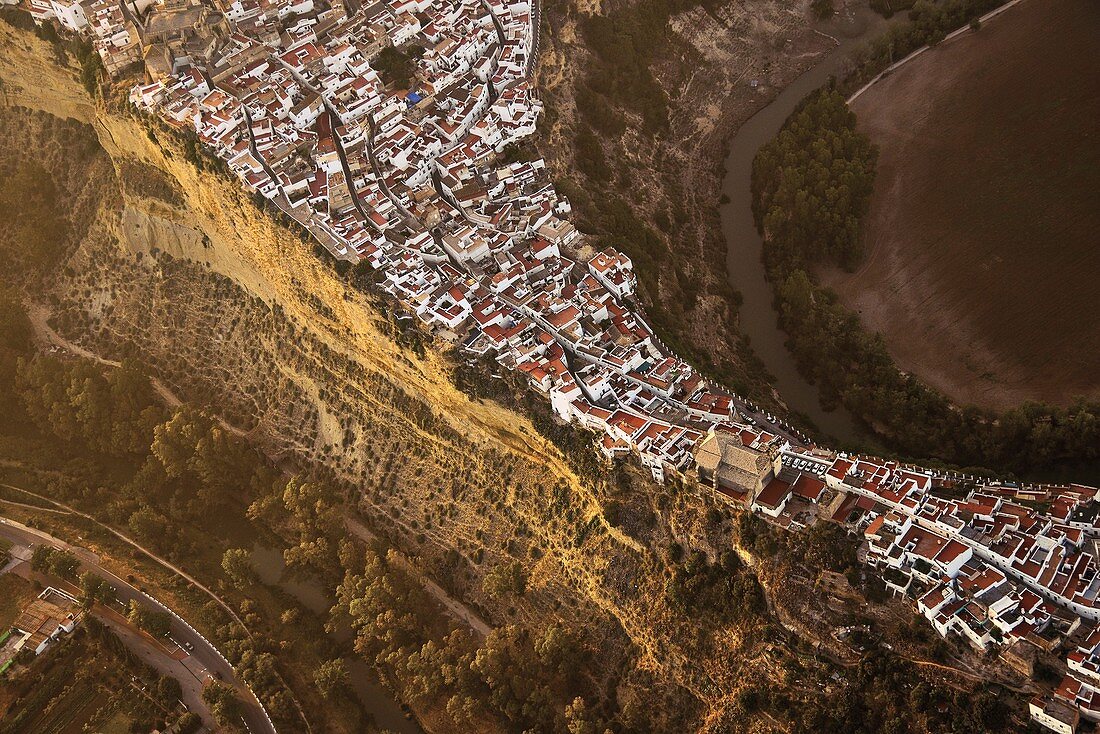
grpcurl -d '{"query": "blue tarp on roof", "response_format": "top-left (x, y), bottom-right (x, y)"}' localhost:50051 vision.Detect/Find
top-left (406, 92), bottom-right (423, 105)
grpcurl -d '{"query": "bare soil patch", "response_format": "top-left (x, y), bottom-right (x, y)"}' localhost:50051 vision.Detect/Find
top-left (821, 0), bottom-right (1100, 410)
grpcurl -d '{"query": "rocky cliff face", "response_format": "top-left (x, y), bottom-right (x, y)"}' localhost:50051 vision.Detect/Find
top-left (0, 21), bottom-right (797, 733)
top-left (534, 0), bottom-right (832, 400)
top-left (0, 18), bottom-right (1016, 734)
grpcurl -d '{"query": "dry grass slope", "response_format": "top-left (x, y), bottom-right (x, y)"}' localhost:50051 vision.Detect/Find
top-left (0, 25), bottom-right (804, 732)
top-left (0, 19), bottom-right (1032, 733)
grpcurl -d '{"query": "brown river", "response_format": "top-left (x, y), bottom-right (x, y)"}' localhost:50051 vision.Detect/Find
top-left (250, 544), bottom-right (424, 734)
top-left (720, 4), bottom-right (889, 446)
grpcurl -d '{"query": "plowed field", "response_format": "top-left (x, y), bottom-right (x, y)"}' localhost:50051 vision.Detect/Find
top-left (822, 0), bottom-right (1100, 409)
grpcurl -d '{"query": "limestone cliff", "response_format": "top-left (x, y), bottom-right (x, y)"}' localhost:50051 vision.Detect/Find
top-left (0, 21), bottom-right (793, 733)
top-left (0, 18), bottom-right (1017, 734)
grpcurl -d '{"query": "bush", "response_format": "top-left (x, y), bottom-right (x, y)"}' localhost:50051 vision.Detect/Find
top-left (482, 560), bottom-right (527, 599)
top-left (665, 549), bottom-right (765, 622)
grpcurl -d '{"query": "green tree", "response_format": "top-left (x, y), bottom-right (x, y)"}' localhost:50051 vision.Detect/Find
top-left (128, 505), bottom-right (167, 541)
top-left (202, 681), bottom-right (246, 731)
top-left (127, 600), bottom-right (172, 638)
top-left (811, 0), bottom-right (834, 18)
top-left (0, 291), bottom-right (32, 421)
top-left (482, 560), bottom-right (527, 599)
top-left (222, 548), bottom-right (257, 585)
top-left (16, 354), bottom-right (161, 456)
top-left (565, 697), bottom-right (598, 734)
top-left (155, 675), bottom-right (182, 706)
top-left (151, 408), bottom-right (211, 478)
top-left (314, 658), bottom-right (350, 699)
top-left (373, 45), bottom-right (415, 87)
top-left (150, 407), bottom-right (255, 516)
top-left (280, 476), bottom-right (342, 574)
top-left (31, 546), bottom-right (80, 579)
top-left (79, 571), bottom-right (115, 608)
top-left (176, 712), bottom-right (202, 734)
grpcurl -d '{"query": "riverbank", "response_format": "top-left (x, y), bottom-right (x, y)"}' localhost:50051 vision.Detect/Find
top-left (250, 544), bottom-right (426, 734)
top-left (741, 0), bottom-right (1100, 475)
top-left (823, 0), bottom-right (1100, 410)
top-left (720, 3), bottom-right (889, 447)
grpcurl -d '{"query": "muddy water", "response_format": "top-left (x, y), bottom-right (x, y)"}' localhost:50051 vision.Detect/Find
top-left (720, 5), bottom-right (888, 444)
top-left (250, 545), bottom-right (424, 734)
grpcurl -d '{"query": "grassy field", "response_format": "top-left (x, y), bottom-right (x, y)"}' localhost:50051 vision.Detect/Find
top-left (821, 0), bottom-right (1100, 410)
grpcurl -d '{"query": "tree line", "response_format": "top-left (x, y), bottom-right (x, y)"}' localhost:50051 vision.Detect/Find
top-left (752, 88), bottom-right (1100, 475)
top-left (1, 289), bottom-right (638, 732)
top-left (331, 540), bottom-right (616, 733)
top-left (845, 0), bottom-right (1009, 93)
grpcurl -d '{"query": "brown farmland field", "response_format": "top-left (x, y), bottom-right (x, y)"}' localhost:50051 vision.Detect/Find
top-left (821, 0), bottom-right (1100, 410)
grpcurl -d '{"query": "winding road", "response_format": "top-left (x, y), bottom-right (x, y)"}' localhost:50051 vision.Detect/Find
top-left (0, 512), bottom-right (275, 733)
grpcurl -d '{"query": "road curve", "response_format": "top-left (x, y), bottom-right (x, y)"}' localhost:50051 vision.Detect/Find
top-left (0, 512), bottom-right (277, 734)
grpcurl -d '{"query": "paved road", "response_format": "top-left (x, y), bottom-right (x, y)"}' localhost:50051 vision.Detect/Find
top-left (528, 0), bottom-right (541, 74)
top-left (0, 484), bottom-right (244, 629)
top-left (0, 515), bottom-right (277, 734)
top-left (365, 117), bottom-right (418, 227)
top-left (97, 611), bottom-right (214, 726)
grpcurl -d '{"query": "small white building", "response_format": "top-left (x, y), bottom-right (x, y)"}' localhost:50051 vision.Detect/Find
top-left (1030, 696), bottom-right (1079, 734)
top-left (13, 588), bottom-right (82, 656)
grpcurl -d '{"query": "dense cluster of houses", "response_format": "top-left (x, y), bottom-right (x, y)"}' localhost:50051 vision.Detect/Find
top-left (116, 0), bottom-right (745, 486)
top-left (695, 426), bottom-right (1100, 733)
top-left (18, 0), bottom-right (1100, 728)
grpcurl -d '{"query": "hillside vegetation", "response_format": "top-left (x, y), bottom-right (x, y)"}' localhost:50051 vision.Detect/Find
top-left (0, 16), bottom-right (1037, 734)
top-left (535, 0), bottom-right (833, 399)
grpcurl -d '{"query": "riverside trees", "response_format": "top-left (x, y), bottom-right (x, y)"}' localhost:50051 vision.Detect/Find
top-left (331, 544), bottom-right (611, 732)
top-left (752, 88), bottom-right (1100, 474)
top-left (16, 355), bottom-right (164, 457)
top-left (751, 89), bottom-right (877, 273)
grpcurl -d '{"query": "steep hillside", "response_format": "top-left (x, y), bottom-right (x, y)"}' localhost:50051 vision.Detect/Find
top-left (0, 20), bottom-right (1027, 733)
top-left (0, 21), bottom-right (756, 731)
top-left (533, 0), bottom-right (833, 399)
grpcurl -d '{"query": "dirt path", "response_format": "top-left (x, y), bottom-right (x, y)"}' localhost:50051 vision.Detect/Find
top-left (26, 302), bottom-right (250, 437)
top-left (0, 496), bottom-right (69, 514)
top-left (899, 652), bottom-right (1033, 696)
top-left (0, 517), bottom-right (255, 732)
top-left (1, 482), bottom-right (246, 629)
top-left (345, 516), bottom-right (491, 638)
